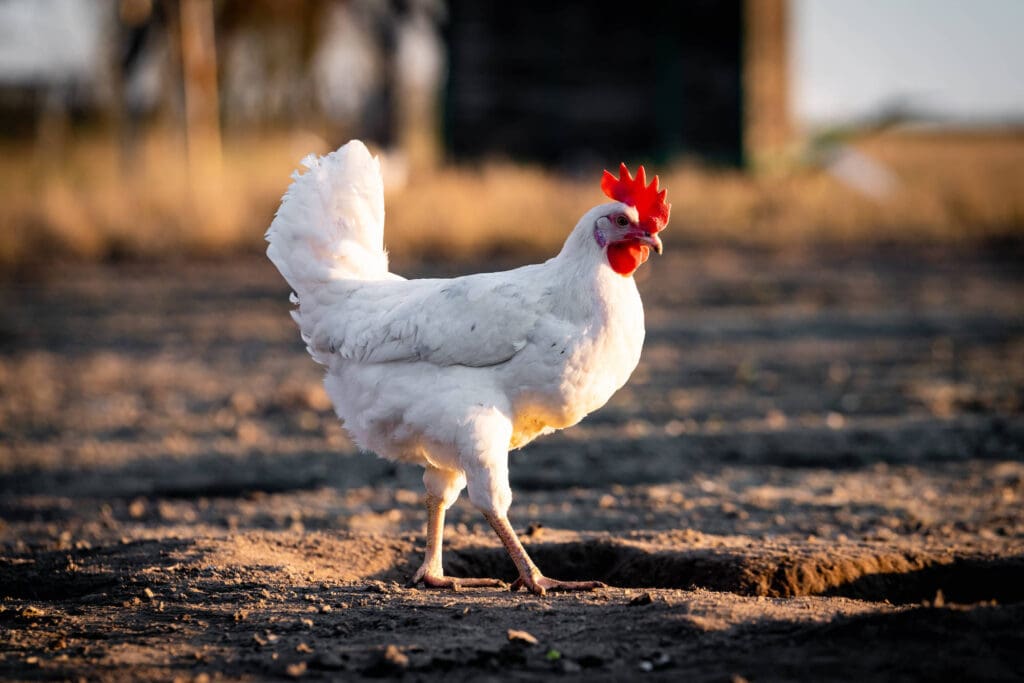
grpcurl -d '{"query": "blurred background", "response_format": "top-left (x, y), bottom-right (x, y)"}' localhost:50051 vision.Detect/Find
top-left (0, 0), bottom-right (1022, 268)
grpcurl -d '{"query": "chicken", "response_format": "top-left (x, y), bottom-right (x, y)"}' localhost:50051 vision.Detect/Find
top-left (266, 140), bottom-right (669, 595)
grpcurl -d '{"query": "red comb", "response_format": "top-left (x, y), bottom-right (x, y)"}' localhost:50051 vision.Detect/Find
top-left (600, 163), bottom-right (670, 234)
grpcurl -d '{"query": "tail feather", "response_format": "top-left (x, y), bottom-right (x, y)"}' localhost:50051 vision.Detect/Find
top-left (266, 140), bottom-right (389, 295)
top-left (266, 140), bottom-right (393, 364)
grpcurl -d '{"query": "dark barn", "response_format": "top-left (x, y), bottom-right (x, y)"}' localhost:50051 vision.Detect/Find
top-left (443, 0), bottom-right (790, 168)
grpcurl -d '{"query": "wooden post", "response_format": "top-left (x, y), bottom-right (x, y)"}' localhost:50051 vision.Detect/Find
top-left (744, 0), bottom-right (792, 170)
top-left (178, 0), bottom-right (221, 176)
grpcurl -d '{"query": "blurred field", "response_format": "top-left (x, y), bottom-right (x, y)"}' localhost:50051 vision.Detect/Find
top-left (2, 128), bottom-right (1023, 269)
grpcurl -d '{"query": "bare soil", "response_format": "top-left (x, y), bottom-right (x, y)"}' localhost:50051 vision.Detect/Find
top-left (1, 244), bottom-right (1022, 681)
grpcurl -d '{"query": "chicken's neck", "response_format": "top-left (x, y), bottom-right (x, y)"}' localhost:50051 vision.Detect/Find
top-left (545, 214), bottom-right (641, 321)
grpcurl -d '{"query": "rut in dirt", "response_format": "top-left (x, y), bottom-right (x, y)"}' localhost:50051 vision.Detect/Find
top-left (443, 539), bottom-right (1024, 604)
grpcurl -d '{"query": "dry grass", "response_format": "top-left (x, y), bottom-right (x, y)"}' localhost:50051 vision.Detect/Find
top-left (2, 127), bottom-right (1023, 269)
top-left (0, 129), bottom-right (325, 266)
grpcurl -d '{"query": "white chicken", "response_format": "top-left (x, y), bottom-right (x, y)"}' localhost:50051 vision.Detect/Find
top-left (266, 141), bottom-right (669, 595)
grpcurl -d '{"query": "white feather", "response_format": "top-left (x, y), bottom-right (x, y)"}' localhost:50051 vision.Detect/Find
top-left (273, 143), bottom-right (387, 282)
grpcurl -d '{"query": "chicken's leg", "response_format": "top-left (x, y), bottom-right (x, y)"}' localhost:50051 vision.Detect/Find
top-left (484, 511), bottom-right (606, 596)
top-left (407, 494), bottom-right (506, 591)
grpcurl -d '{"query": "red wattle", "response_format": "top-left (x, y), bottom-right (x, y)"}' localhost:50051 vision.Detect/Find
top-left (607, 242), bottom-right (650, 276)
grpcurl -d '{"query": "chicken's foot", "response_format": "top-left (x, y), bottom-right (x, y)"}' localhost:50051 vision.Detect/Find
top-left (483, 511), bottom-right (606, 596)
top-left (407, 495), bottom-right (506, 591)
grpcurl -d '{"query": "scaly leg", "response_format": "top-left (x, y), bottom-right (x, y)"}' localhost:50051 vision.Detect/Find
top-left (407, 494), bottom-right (506, 591)
top-left (484, 511), bottom-right (606, 596)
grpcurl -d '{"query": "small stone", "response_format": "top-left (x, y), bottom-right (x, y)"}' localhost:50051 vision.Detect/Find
top-left (507, 629), bottom-right (539, 645)
top-left (629, 591), bottom-right (655, 606)
top-left (128, 498), bottom-right (147, 518)
top-left (21, 606), bottom-right (45, 618)
top-left (285, 661), bottom-right (307, 678)
top-left (142, 588), bottom-right (156, 601)
top-left (296, 643), bottom-right (313, 654)
top-left (765, 409), bottom-right (787, 429)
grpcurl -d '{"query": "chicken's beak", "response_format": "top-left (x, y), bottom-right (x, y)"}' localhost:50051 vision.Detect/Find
top-left (638, 232), bottom-right (663, 255)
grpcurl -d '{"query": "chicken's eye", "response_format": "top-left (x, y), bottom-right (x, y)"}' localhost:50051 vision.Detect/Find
top-left (615, 215), bottom-right (629, 227)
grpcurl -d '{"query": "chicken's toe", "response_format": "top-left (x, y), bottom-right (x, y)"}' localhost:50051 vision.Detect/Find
top-left (510, 575), bottom-right (607, 596)
top-left (407, 570), bottom-right (506, 591)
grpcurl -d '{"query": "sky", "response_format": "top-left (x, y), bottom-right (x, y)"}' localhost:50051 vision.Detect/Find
top-left (0, 0), bottom-right (101, 82)
top-left (792, 0), bottom-right (1024, 126)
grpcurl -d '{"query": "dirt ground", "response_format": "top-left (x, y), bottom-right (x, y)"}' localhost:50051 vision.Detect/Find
top-left (1, 244), bottom-right (1022, 681)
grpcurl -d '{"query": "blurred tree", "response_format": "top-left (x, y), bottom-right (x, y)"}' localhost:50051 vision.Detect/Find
top-left (179, 0), bottom-right (221, 174)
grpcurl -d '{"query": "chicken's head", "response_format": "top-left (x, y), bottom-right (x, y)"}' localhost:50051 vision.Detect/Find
top-left (594, 163), bottom-right (670, 276)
